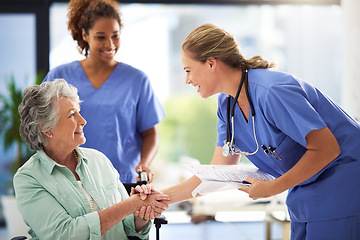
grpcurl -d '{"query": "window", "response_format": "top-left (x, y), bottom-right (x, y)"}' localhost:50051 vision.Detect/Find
top-left (0, 14), bottom-right (36, 195)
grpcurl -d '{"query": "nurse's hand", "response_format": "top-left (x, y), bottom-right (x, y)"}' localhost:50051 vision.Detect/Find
top-left (238, 177), bottom-right (276, 200)
top-left (135, 165), bottom-right (154, 183)
top-left (131, 184), bottom-right (155, 200)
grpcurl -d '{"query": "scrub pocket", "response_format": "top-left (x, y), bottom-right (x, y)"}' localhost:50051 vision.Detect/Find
top-left (265, 136), bottom-right (307, 175)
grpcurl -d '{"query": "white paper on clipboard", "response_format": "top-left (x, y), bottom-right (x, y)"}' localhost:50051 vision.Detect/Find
top-left (185, 164), bottom-right (274, 196)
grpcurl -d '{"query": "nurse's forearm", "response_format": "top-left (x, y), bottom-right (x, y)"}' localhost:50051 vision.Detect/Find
top-left (161, 175), bottom-right (202, 204)
top-left (271, 127), bottom-right (340, 195)
top-left (159, 147), bottom-right (237, 204)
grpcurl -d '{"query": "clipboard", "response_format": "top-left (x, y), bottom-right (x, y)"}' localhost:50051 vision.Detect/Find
top-left (185, 164), bottom-right (274, 196)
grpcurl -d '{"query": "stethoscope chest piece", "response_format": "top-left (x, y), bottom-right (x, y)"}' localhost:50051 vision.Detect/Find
top-left (222, 141), bottom-right (235, 157)
top-left (222, 143), bottom-right (230, 157)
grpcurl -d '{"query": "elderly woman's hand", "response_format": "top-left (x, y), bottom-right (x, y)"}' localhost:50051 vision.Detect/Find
top-left (134, 206), bottom-right (155, 221)
top-left (133, 190), bottom-right (170, 220)
top-left (144, 191), bottom-right (169, 216)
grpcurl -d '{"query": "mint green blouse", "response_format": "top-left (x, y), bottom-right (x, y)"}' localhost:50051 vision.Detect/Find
top-left (13, 147), bottom-right (151, 240)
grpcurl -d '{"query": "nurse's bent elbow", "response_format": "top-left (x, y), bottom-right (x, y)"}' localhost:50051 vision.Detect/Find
top-left (327, 131), bottom-right (341, 162)
top-left (332, 141), bottom-right (341, 160)
top-left (306, 127), bottom-right (341, 162)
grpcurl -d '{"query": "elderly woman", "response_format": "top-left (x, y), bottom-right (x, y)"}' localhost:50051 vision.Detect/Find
top-left (14, 79), bottom-right (169, 240)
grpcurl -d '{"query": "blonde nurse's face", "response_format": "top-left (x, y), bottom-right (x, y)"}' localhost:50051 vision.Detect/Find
top-left (181, 51), bottom-right (218, 98)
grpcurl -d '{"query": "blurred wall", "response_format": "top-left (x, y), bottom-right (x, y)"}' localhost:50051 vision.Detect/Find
top-left (342, 0), bottom-right (360, 121)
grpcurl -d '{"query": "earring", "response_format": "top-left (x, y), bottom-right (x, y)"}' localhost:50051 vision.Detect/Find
top-left (49, 134), bottom-right (53, 138)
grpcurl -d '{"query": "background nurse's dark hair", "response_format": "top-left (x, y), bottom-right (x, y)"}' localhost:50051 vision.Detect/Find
top-left (182, 23), bottom-right (276, 71)
top-left (67, 0), bottom-right (123, 57)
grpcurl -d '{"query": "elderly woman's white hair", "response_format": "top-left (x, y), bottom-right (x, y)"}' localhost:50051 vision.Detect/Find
top-left (18, 79), bottom-right (81, 150)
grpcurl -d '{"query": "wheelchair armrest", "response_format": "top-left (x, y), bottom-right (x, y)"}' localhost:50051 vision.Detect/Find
top-left (154, 215), bottom-right (168, 228)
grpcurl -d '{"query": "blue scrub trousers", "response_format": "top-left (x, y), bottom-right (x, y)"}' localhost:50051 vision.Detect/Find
top-left (291, 215), bottom-right (360, 240)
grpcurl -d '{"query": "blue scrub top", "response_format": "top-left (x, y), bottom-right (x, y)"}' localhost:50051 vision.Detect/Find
top-left (216, 69), bottom-right (360, 222)
top-left (44, 61), bottom-right (165, 183)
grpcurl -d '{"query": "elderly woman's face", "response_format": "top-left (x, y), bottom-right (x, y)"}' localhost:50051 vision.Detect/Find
top-left (49, 97), bottom-right (86, 150)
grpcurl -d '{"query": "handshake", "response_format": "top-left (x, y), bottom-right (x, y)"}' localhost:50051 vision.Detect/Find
top-left (130, 184), bottom-right (170, 222)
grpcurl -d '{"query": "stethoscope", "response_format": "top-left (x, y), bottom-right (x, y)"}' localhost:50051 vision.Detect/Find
top-left (222, 69), bottom-right (260, 157)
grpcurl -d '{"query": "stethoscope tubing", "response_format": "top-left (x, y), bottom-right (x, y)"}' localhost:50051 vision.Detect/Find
top-left (224, 69), bottom-right (259, 156)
